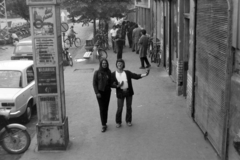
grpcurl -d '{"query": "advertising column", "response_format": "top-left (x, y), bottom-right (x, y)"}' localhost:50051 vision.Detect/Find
top-left (26, 0), bottom-right (69, 151)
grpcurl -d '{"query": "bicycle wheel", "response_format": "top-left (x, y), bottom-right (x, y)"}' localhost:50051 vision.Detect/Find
top-left (151, 50), bottom-right (156, 63)
top-left (148, 42), bottom-right (153, 58)
top-left (156, 52), bottom-right (161, 67)
top-left (64, 39), bottom-right (71, 48)
top-left (74, 38), bottom-right (81, 48)
top-left (1, 127), bottom-right (31, 154)
top-left (98, 49), bottom-right (108, 61)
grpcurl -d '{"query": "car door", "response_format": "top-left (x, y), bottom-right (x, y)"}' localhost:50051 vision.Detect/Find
top-left (26, 66), bottom-right (36, 104)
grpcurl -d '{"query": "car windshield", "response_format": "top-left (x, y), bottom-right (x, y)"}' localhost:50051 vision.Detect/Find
top-left (0, 71), bottom-right (22, 88)
top-left (15, 45), bottom-right (32, 53)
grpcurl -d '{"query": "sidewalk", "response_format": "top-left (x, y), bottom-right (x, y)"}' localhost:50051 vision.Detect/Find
top-left (20, 46), bottom-right (219, 160)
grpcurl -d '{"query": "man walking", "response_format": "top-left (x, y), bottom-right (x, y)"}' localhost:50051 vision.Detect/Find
top-left (138, 29), bottom-right (151, 69)
top-left (109, 25), bottom-right (117, 53)
top-left (115, 25), bottom-right (125, 59)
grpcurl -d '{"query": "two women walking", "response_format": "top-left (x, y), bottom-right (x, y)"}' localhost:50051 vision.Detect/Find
top-left (93, 59), bottom-right (149, 132)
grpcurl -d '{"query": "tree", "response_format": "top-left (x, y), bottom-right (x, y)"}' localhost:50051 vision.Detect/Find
top-left (61, 0), bottom-right (133, 39)
top-left (6, 0), bottom-right (29, 22)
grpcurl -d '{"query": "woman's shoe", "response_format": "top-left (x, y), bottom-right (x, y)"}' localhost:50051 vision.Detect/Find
top-left (101, 126), bottom-right (107, 132)
top-left (116, 123), bottom-right (121, 128)
top-left (127, 122), bottom-right (132, 126)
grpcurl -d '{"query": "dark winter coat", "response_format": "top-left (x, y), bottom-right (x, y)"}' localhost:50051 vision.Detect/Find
top-left (111, 70), bottom-right (142, 99)
top-left (138, 35), bottom-right (149, 58)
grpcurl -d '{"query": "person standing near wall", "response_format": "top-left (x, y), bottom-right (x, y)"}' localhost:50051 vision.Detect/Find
top-left (138, 29), bottom-right (151, 69)
top-left (93, 59), bottom-right (112, 132)
top-left (132, 24), bottom-right (142, 54)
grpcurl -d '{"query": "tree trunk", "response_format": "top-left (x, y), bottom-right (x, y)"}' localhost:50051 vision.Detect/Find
top-left (104, 19), bottom-right (109, 33)
top-left (93, 18), bottom-right (96, 42)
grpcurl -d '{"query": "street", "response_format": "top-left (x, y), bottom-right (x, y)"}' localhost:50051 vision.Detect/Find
top-left (0, 22), bottom-right (93, 160)
top-left (1, 20), bottom-right (219, 160)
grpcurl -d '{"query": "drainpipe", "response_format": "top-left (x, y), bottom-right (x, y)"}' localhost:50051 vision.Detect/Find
top-left (191, 0), bottom-right (197, 118)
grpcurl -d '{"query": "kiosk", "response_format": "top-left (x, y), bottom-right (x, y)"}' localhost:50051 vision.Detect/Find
top-left (26, 0), bottom-right (69, 151)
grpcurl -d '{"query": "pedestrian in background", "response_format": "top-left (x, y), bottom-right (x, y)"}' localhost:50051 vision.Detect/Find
top-left (115, 25), bottom-right (125, 59)
top-left (126, 21), bottom-right (133, 48)
top-left (138, 29), bottom-right (151, 69)
top-left (93, 59), bottom-right (112, 132)
top-left (109, 25), bottom-right (117, 53)
top-left (132, 24), bottom-right (142, 54)
top-left (121, 21), bottom-right (127, 46)
top-left (111, 59), bottom-right (150, 128)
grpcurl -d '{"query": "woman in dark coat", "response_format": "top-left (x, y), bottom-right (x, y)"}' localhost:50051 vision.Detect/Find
top-left (93, 59), bottom-right (112, 132)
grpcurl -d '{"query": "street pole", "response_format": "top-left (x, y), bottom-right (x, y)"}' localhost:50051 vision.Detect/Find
top-left (26, 0), bottom-right (69, 151)
top-left (0, 0), bottom-right (8, 49)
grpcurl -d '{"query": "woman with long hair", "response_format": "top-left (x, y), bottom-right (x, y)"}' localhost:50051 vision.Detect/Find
top-left (93, 59), bottom-right (112, 132)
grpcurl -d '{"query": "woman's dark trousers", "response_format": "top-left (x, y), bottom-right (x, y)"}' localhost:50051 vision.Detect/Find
top-left (116, 96), bottom-right (133, 124)
top-left (97, 90), bottom-right (111, 126)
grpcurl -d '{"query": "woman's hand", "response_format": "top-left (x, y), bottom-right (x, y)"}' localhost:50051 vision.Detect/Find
top-left (141, 69), bottom-right (150, 77)
top-left (117, 81), bottom-right (124, 88)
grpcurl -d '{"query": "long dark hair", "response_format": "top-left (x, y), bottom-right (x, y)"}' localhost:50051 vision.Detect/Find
top-left (99, 59), bottom-right (110, 72)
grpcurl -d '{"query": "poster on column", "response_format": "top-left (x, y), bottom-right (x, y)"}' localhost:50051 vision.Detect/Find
top-left (39, 96), bottom-right (59, 122)
top-left (37, 67), bottom-right (57, 94)
top-left (32, 6), bottom-right (54, 36)
top-left (35, 38), bottom-right (56, 65)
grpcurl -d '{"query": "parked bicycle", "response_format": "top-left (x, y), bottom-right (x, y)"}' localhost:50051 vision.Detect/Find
top-left (64, 35), bottom-right (81, 48)
top-left (148, 38), bottom-right (161, 67)
top-left (0, 109), bottom-right (31, 154)
top-left (62, 48), bottom-right (73, 67)
top-left (95, 43), bottom-right (108, 61)
top-left (83, 39), bottom-right (108, 61)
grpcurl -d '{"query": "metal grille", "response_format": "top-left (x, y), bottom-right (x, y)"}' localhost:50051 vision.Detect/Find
top-left (195, 0), bottom-right (229, 156)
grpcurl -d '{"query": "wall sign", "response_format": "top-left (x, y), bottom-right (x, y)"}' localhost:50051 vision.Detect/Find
top-left (39, 96), bottom-right (59, 122)
top-left (35, 38), bottom-right (56, 65)
top-left (27, 0), bottom-right (60, 5)
top-left (135, 0), bottom-right (150, 8)
top-left (37, 67), bottom-right (57, 94)
top-left (32, 6), bottom-right (54, 36)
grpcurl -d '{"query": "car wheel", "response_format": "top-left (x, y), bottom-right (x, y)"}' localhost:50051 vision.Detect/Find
top-left (22, 102), bottom-right (32, 123)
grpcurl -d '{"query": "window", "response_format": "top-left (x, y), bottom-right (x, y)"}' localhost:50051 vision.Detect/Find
top-left (26, 66), bottom-right (34, 84)
top-left (16, 45), bottom-right (32, 53)
top-left (0, 70), bottom-right (22, 88)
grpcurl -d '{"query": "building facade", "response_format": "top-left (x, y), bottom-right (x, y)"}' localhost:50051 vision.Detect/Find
top-left (133, 0), bottom-right (240, 159)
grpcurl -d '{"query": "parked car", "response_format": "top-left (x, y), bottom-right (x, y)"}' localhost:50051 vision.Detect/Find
top-left (11, 40), bottom-right (33, 60)
top-left (0, 60), bottom-right (36, 123)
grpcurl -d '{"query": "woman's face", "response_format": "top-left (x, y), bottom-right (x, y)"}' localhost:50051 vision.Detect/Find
top-left (117, 62), bottom-right (124, 70)
top-left (102, 61), bottom-right (107, 68)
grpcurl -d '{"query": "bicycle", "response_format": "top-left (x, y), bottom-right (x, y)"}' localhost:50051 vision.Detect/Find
top-left (64, 35), bottom-right (81, 48)
top-left (83, 39), bottom-right (108, 61)
top-left (62, 48), bottom-right (73, 66)
top-left (148, 39), bottom-right (161, 67)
